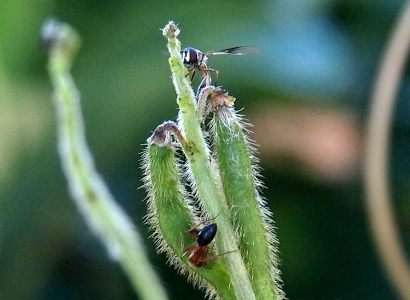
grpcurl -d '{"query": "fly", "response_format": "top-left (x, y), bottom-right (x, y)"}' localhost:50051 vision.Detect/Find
top-left (180, 46), bottom-right (259, 84)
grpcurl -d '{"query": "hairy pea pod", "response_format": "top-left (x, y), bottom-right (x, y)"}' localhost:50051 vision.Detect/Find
top-left (144, 21), bottom-right (285, 300)
top-left (142, 122), bottom-right (236, 299)
top-left (209, 89), bottom-right (284, 299)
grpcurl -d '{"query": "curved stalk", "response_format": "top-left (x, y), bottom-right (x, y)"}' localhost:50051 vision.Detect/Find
top-left (42, 19), bottom-right (168, 300)
top-left (364, 2), bottom-right (410, 300)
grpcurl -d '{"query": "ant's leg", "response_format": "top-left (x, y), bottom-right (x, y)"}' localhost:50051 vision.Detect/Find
top-left (202, 254), bottom-right (220, 269)
top-left (186, 222), bottom-right (205, 236)
top-left (182, 242), bottom-right (197, 257)
top-left (204, 243), bottom-right (216, 269)
top-left (206, 211), bottom-right (221, 222)
top-left (187, 211), bottom-right (221, 235)
top-left (203, 248), bottom-right (239, 267)
top-left (182, 230), bottom-right (198, 257)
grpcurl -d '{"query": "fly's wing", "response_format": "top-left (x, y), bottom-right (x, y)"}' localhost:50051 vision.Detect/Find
top-left (206, 46), bottom-right (260, 56)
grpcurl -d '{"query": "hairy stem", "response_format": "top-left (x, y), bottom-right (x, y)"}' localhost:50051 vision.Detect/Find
top-left (163, 21), bottom-right (256, 300)
top-left (43, 19), bottom-right (168, 300)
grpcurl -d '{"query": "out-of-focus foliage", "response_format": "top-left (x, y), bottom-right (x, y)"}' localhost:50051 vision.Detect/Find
top-left (0, 0), bottom-right (409, 299)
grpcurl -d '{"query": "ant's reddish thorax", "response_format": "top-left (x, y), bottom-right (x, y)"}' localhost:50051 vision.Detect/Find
top-left (187, 244), bottom-right (210, 267)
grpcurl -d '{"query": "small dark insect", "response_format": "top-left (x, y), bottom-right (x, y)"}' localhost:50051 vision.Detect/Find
top-left (182, 216), bottom-right (237, 268)
top-left (180, 46), bottom-right (259, 84)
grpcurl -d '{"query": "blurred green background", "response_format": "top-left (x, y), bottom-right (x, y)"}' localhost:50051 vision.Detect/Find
top-left (1, 0), bottom-right (410, 299)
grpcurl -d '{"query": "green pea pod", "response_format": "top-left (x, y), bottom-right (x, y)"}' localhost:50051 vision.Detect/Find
top-left (142, 123), bottom-right (236, 299)
top-left (210, 90), bottom-right (285, 300)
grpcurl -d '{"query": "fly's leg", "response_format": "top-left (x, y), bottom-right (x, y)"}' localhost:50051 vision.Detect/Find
top-left (204, 68), bottom-right (219, 86)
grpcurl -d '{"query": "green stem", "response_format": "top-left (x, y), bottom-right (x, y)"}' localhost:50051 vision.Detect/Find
top-left (163, 21), bottom-right (256, 300)
top-left (43, 19), bottom-right (168, 300)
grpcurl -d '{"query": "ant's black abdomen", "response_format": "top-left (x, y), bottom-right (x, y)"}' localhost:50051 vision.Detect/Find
top-left (197, 223), bottom-right (217, 246)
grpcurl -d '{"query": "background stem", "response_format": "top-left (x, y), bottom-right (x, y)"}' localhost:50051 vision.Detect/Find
top-left (364, 2), bottom-right (410, 299)
top-left (45, 20), bottom-right (168, 300)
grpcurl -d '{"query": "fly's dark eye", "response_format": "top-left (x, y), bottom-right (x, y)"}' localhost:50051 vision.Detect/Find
top-left (197, 223), bottom-right (217, 246)
top-left (188, 48), bottom-right (198, 64)
top-left (181, 47), bottom-right (199, 65)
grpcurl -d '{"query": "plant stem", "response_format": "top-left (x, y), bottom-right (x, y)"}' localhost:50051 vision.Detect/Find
top-left (364, 2), bottom-right (410, 299)
top-left (163, 21), bottom-right (256, 300)
top-left (43, 19), bottom-right (168, 300)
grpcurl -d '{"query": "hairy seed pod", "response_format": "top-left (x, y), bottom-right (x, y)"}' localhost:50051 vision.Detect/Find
top-left (211, 91), bottom-right (285, 300)
top-left (142, 127), bottom-right (236, 300)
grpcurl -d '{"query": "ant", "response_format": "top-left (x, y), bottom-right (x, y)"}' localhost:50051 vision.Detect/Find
top-left (182, 214), bottom-right (237, 268)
